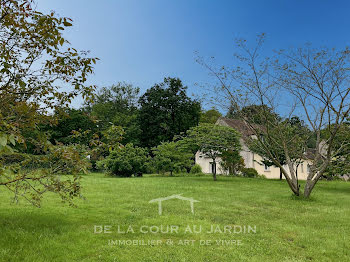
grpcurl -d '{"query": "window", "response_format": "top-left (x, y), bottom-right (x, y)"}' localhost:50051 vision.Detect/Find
top-left (301, 164), bottom-right (304, 173)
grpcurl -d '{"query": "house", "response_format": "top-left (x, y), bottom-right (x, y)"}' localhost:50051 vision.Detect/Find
top-left (195, 117), bottom-right (313, 180)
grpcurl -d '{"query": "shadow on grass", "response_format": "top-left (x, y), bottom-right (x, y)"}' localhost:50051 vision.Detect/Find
top-left (289, 194), bottom-right (317, 202)
top-left (317, 183), bottom-right (350, 194)
top-left (0, 211), bottom-right (71, 235)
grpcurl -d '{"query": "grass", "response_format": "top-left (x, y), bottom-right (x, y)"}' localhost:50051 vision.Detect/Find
top-left (0, 173), bottom-right (349, 262)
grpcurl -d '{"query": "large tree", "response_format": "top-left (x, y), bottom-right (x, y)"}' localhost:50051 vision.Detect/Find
top-left (84, 83), bottom-right (141, 145)
top-left (227, 104), bottom-right (279, 125)
top-left (138, 77), bottom-right (201, 148)
top-left (200, 108), bottom-right (222, 124)
top-left (198, 34), bottom-right (350, 197)
top-left (47, 108), bottom-right (97, 146)
top-left (0, 0), bottom-right (97, 205)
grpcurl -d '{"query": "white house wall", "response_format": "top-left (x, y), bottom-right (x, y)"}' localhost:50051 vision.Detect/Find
top-left (195, 150), bottom-right (312, 180)
top-left (196, 117), bottom-right (313, 180)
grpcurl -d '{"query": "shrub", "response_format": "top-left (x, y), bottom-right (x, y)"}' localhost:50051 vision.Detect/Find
top-left (190, 164), bottom-right (202, 174)
top-left (241, 168), bottom-right (259, 178)
top-left (97, 144), bottom-right (149, 177)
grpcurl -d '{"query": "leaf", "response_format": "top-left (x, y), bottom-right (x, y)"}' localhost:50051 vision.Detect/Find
top-left (63, 21), bottom-right (72, 27)
top-left (19, 80), bottom-right (26, 88)
top-left (0, 135), bottom-right (7, 147)
top-left (9, 134), bottom-right (16, 146)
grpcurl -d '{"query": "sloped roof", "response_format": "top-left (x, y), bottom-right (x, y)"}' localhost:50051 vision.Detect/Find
top-left (216, 117), bottom-right (257, 137)
top-left (217, 117), bottom-right (318, 160)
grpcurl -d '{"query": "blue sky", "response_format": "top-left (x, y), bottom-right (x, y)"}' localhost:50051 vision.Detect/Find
top-left (37, 0), bottom-right (350, 111)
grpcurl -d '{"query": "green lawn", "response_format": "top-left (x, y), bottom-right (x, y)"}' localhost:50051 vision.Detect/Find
top-left (0, 173), bottom-right (349, 262)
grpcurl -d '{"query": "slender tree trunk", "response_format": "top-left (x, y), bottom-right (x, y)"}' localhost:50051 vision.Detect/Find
top-left (295, 164), bottom-right (299, 190)
top-left (279, 168), bottom-right (282, 180)
top-left (304, 179), bottom-right (315, 198)
top-left (276, 162), bottom-right (299, 196)
top-left (212, 160), bottom-right (217, 181)
top-left (304, 162), bottom-right (329, 198)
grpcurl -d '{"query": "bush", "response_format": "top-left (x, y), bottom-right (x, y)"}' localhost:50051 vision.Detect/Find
top-left (241, 168), bottom-right (259, 178)
top-left (190, 164), bottom-right (202, 174)
top-left (97, 144), bottom-right (149, 177)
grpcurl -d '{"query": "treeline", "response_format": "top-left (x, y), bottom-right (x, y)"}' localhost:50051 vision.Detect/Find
top-left (17, 77), bottom-right (240, 178)
top-left (46, 77), bottom-right (219, 149)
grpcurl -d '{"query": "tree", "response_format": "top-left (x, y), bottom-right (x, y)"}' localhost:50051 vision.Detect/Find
top-left (323, 119), bottom-right (350, 178)
top-left (47, 108), bottom-right (97, 146)
top-left (246, 113), bottom-right (312, 180)
top-left (248, 115), bottom-right (311, 181)
top-left (152, 141), bottom-right (193, 176)
top-left (84, 83), bottom-right (141, 145)
top-left (275, 46), bottom-right (350, 197)
top-left (138, 77), bottom-right (201, 148)
top-left (220, 149), bottom-right (245, 175)
top-left (181, 124), bottom-right (241, 181)
top-left (200, 108), bottom-right (222, 124)
top-left (227, 104), bottom-right (279, 125)
top-left (97, 144), bottom-right (149, 177)
top-left (0, 0), bottom-right (97, 205)
top-left (198, 34), bottom-right (350, 197)
top-left (88, 124), bottom-right (124, 169)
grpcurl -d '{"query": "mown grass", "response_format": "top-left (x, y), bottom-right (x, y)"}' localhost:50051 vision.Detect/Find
top-left (0, 173), bottom-right (349, 262)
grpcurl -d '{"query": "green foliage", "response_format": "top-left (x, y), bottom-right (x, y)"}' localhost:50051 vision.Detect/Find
top-left (101, 125), bottom-right (125, 151)
top-left (85, 83), bottom-right (141, 145)
top-left (97, 144), bottom-right (149, 177)
top-left (0, 0), bottom-right (97, 205)
top-left (227, 105), bottom-right (280, 125)
top-left (248, 115), bottom-right (310, 172)
top-left (181, 123), bottom-right (241, 180)
top-left (89, 125), bottom-right (125, 169)
top-left (323, 120), bottom-right (350, 177)
top-left (200, 108), bottom-right (222, 124)
top-left (47, 108), bottom-right (97, 146)
top-left (241, 168), bottom-right (259, 178)
top-left (221, 150), bottom-right (245, 175)
top-left (0, 144), bottom-right (90, 206)
top-left (190, 164), bottom-right (202, 174)
top-left (138, 77), bottom-right (201, 148)
top-left (152, 141), bottom-right (193, 175)
top-left (182, 123), bottom-right (241, 161)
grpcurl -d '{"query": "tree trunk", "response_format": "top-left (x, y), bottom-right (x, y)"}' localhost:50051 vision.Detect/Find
top-left (304, 163), bottom-right (328, 198)
top-left (304, 176), bottom-right (320, 198)
top-left (277, 163), bottom-right (299, 196)
top-left (304, 180), bottom-right (315, 198)
top-left (212, 160), bottom-right (217, 181)
top-left (290, 182), bottom-right (300, 196)
top-left (279, 168), bottom-right (282, 180)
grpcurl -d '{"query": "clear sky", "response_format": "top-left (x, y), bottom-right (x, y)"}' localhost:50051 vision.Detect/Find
top-left (37, 0), bottom-right (350, 110)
